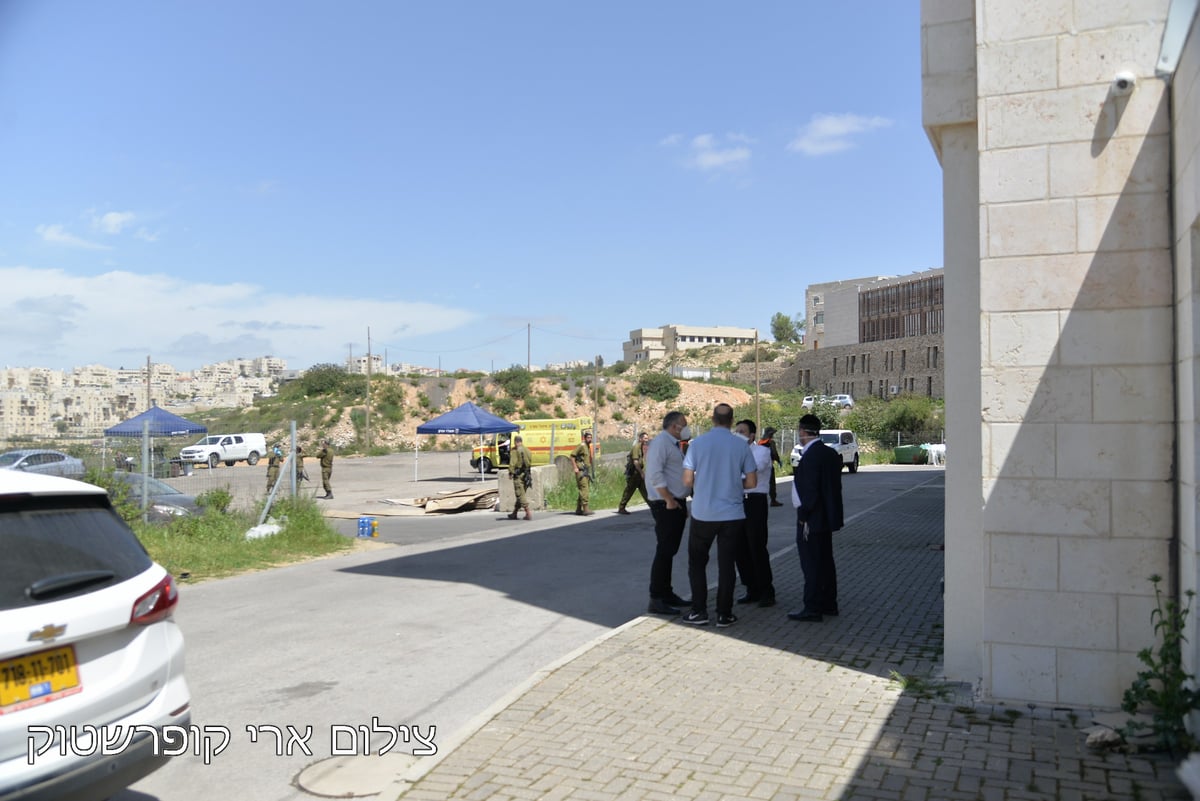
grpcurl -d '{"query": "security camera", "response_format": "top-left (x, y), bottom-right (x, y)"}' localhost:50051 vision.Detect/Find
top-left (1112, 71), bottom-right (1137, 96)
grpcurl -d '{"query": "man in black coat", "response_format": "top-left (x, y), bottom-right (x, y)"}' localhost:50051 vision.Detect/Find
top-left (788, 414), bottom-right (844, 622)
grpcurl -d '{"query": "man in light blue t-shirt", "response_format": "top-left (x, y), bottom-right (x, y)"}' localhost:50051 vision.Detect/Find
top-left (681, 403), bottom-right (758, 627)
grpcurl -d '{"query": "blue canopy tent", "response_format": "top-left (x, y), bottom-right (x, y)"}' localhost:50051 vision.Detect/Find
top-left (415, 402), bottom-right (518, 480)
top-left (103, 404), bottom-right (207, 476)
top-left (104, 405), bottom-right (208, 438)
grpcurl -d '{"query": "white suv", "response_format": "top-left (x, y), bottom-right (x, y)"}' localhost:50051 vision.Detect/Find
top-left (830, 394), bottom-right (855, 408)
top-left (791, 429), bottom-right (860, 473)
top-left (0, 471), bottom-right (190, 800)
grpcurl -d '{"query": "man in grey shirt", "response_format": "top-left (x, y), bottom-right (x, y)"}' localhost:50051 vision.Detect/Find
top-left (643, 411), bottom-right (692, 615)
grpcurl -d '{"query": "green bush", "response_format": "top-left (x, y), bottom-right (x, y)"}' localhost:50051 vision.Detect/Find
top-left (493, 366), bottom-right (533, 400)
top-left (196, 487), bottom-right (233, 513)
top-left (636, 372), bottom-right (681, 401)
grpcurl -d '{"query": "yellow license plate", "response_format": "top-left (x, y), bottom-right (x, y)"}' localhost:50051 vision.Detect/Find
top-left (0, 645), bottom-right (81, 713)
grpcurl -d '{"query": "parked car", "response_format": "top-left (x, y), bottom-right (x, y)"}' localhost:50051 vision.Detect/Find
top-left (790, 429), bottom-right (860, 473)
top-left (0, 449), bottom-right (85, 479)
top-left (0, 470), bottom-right (190, 800)
top-left (830, 394), bottom-right (855, 409)
top-left (178, 433), bottom-right (266, 468)
top-left (107, 471), bottom-right (201, 520)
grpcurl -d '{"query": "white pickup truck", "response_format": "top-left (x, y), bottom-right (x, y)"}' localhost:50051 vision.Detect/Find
top-left (790, 429), bottom-right (860, 474)
top-left (179, 433), bottom-right (267, 468)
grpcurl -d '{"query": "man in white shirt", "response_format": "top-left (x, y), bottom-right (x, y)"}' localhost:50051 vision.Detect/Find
top-left (643, 411), bottom-right (692, 615)
top-left (734, 419), bottom-right (776, 608)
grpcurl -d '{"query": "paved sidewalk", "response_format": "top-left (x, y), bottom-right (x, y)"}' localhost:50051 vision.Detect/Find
top-left (385, 472), bottom-right (1188, 801)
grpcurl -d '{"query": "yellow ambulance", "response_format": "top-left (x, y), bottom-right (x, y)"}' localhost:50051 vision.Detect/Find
top-left (470, 417), bottom-right (595, 472)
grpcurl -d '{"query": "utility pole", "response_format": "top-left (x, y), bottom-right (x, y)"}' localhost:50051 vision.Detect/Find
top-left (754, 330), bottom-right (760, 429)
top-left (593, 355), bottom-right (600, 431)
top-left (365, 327), bottom-right (372, 452)
top-left (527, 323), bottom-right (531, 372)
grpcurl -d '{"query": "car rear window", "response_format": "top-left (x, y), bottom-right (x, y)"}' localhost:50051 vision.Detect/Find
top-left (0, 494), bottom-right (152, 611)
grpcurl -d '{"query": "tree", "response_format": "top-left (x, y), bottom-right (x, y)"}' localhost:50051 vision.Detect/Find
top-left (770, 312), bottom-right (798, 343)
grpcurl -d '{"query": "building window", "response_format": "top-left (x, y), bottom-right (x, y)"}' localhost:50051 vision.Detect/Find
top-left (813, 295), bottom-right (822, 305)
top-left (814, 312), bottom-right (824, 325)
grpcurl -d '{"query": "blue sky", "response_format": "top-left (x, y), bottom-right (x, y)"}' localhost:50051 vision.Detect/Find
top-left (0, 1), bottom-right (943, 374)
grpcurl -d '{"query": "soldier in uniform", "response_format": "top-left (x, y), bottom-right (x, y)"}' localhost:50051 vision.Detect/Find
top-left (573, 430), bottom-right (595, 516)
top-left (617, 431), bottom-right (650, 514)
top-left (316, 439), bottom-right (334, 499)
top-left (506, 435), bottom-right (533, 520)
top-left (265, 445), bottom-right (282, 493)
top-left (759, 427), bottom-right (785, 506)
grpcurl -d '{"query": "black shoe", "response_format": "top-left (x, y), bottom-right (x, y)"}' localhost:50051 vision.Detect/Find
top-left (681, 611), bottom-right (709, 626)
top-left (736, 594), bottom-right (760, 605)
top-left (758, 597), bottom-right (777, 608)
top-left (663, 593), bottom-right (691, 607)
top-left (770, 501), bottom-right (784, 507)
top-left (616, 508), bottom-right (631, 515)
top-left (323, 493), bottom-right (333, 499)
top-left (647, 598), bottom-right (680, 616)
top-left (787, 609), bottom-right (823, 622)
top-left (823, 608), bottom-right (840, 616)
top-left (715, 614), bottom-right (737, 628)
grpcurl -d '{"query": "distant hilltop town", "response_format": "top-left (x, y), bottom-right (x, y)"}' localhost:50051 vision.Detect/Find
top-left (0, 356), bottom-right (291, 439)
top-left (0, 355), bottom-right (585, 440)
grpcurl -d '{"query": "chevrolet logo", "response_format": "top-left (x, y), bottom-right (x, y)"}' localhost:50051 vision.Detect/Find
top-left (28, 624), bottom-right (67, 643)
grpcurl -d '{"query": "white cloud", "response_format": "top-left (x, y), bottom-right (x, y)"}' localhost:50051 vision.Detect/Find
top-left (35, 224), bottom-right (111, 250)
top-left (93, 211), bottom-right (136, 234)
top-left (659, 133), bottom-right (683, 147)
top-left (135, 228), bottom-right (159, 243)
top-left (0, 265), bottom-right (478, 371)
top-left (787, 113), bottom-right (893, 156)
top-left (677, 132), bottom-right (751, 172)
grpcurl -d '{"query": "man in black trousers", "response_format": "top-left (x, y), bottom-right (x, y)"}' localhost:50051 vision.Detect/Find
top-left (788, 413), bottom-right (845, 622)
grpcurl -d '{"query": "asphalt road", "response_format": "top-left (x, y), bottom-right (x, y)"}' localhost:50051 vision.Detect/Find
top-left (116, 459), bottom-right (939, 801)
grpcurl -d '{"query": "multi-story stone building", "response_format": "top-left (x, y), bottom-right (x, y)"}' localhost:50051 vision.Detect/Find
top-left (775, 269), bottom-right (946, 399)
top-left (923, 0), bottom-right (1199, 708)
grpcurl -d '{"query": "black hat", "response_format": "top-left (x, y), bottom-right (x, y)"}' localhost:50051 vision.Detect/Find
top-left (798, 414), bottom-right (822, 434)
top-left (763, 427), bottom-right (777, 438)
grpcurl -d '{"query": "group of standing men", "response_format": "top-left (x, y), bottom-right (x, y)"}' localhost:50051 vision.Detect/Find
top-left (642, 405), bottom-right (845, 627)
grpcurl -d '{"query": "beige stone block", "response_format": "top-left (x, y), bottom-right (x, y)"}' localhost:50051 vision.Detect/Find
top-left (1056, 422), bottom-right (1173, 480)
top-left (986, 200), bottom-right (1076, 257)
top-left (923, 74), bottom-right (978, 129)
top-left (984, 86), bottom-right (1105, 149)
top-left (921, 0), bottom-right (974, 26)
top-left (980, 366), bottom-right (1092, 423)
top-left (1049, 135), bottom-right (1169, 197)
top-left (978, 39), bottom-right (1058, 96)
top-left (989, 643), bottom-right (1058, 702)
top-left (984, 477), bottom-right (1111, 536)
top-left (1058, 307), bottom-right (1173, 365)
top-left (1076, 193), bottom-right (1170, 254)
top-left (1112, 480), bottom-right (1176, 538)
top-left (984, 587), bottom-right (1117, 649)
top-left (981, 252), bottom-right (1171, 311)
top-left (1059, 27), bottom-right (1166, 87)
top-left (987, 311), bottom-right (1060, 366)
top-left (1118, 592), bottom-right (1161, 653)
top-left (1074, 0), bottom-right (1169, 32)
top-left (925, 19), bottom-right (976, 75)
top-left (990, 532), bottom-right (1058, 589)
top-left (989, 422), bottom-right (1057, 477)
top-left (1060, 537), bottom-right (1169, 594)
top-left (1056, 648), bottom-right (1120, 706)
top-left (980, 0), bottom-right (1072, 44)
top-left (980, 146), bottom-right (1048, 203)
top-left (1093, 365), bottom-right (1174, 422)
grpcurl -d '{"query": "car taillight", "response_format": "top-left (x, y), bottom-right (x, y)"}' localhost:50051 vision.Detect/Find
top-left (130, 574), bottom-right (179, 625)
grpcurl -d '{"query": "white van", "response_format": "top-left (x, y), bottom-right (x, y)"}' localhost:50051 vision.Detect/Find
top-left (179, 433), bottom-right (267, 468)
